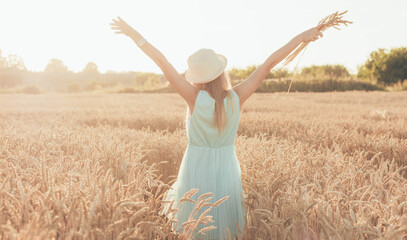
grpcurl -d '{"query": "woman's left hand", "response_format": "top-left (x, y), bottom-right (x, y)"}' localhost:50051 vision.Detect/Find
top-left (299, 27), bottom-right (323, 42)
top-left (110, 17), bottom-right (138, 38)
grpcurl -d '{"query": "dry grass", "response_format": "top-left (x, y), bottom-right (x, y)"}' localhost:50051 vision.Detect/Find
top-left (0, 91), bottom-right (406, 239)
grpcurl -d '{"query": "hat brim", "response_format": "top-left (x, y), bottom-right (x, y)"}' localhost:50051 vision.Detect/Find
top-left (185, 54), bottom-right (227, 84)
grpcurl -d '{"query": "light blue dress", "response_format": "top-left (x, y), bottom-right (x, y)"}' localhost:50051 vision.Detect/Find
top-left (161, 89), bottom-right (245, 239)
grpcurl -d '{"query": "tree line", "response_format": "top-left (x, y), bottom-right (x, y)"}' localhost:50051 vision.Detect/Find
top-left (0, 46), bottom-right (406, 93)
top-left (0, 51), bottom-right (163, 92)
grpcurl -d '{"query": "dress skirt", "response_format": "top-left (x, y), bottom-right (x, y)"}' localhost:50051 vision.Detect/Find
top-left (161, 143), bottom-right (246, 239)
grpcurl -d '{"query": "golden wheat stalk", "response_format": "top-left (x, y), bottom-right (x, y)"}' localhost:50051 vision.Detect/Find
top-left (283, 10), bottom-right (353, 66)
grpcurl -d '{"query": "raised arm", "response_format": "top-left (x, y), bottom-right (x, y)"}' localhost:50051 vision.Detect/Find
top-left (233, 27), bottom-right (323, 107)
top-left (110, 17), bottom-right (196, 104)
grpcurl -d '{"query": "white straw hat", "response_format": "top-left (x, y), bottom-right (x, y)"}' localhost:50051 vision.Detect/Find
top-left (185, 48), bottom-right (227, 84)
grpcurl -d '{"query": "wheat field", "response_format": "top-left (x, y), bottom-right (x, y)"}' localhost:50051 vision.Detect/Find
top-left (0, 91), bottom-right (406, 239)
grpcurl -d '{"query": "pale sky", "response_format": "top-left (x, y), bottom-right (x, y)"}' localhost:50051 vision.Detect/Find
top-left (1, 0), bottom-right (406, 75)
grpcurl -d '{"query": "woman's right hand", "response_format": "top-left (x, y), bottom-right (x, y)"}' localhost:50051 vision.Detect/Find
top-left (110, 17), bottom-right (140, 39)
top-left (299, 27), bottom-right (323, 42)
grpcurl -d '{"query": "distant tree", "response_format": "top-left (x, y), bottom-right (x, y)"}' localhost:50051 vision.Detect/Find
top-left (301, 65), bottom-right (318, 78)
top-left (0, 50), bottom-right (7, 69)
top-left (0, 51), bottom-right (25, 88)
top-left (301, 64), bottom-right (350, 80)
top-left (43, 58), bottom-right (74, 86)
top-left (271, 67), bottom-right (291, 80)
top-left (81, 62), bottom-right (99, 81)
top-left (143, 75), bottom-right (163, 88)
top-left (44, 59), bottom-right (68, 73)
top-left (227, 67), bottom-right (243, 80)
top-left (0, 51), bottom-right (26, 70)
top-left (6, 54), bottom-right (26, 71)
top-left (82, 62), bottom-right (99, 74)
top-left (324, 65), bottom-right (350, 79)
top-left (135, 72), bottom-right (161, 85)
top-left (358, 47), bottom-right (407, 85)
top-left (228, 65), bottom-right (273, 80)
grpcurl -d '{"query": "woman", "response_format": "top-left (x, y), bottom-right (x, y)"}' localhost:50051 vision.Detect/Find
top-left (110, 17), bottom-right (322, 239)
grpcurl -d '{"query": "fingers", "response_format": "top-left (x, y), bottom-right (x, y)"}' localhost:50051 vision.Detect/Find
top-left (110, 16), bottom-right (134, 36)
top-left (311, 34), bottom-right (321, 41)
top-left (109, 23), bottom-right (122, 30)
top-left (118, 16), bottom-right (127, 24)
top-left (110, 20), bottom-right (128, 31)
top-left (110, 20), bottom-right (120, 28)
top-left (111, 28), bottom-right (124, 34)
top-left (109, 22), bottom-right (124, 33)
top-left (111, 21), bottom-right (124, 27)
top-left (111, 17), bottom-right (126, 26)
top-left (313, 30), bottom-right (323, 40)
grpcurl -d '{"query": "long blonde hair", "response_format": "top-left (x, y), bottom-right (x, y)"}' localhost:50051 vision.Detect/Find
top-left (194, 72), bottom-right (235, 135)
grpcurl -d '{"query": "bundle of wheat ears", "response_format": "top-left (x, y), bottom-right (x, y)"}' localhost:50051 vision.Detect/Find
top-left (283, 10), bottom-right (353, 66)
top-left (282, 11), bottom-right (352, 93)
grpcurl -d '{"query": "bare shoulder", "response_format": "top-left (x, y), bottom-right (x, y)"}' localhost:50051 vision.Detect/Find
top-left (231, 86), bottom-right (243, 110)
top-left (187, 87), bottom-right (201, 115)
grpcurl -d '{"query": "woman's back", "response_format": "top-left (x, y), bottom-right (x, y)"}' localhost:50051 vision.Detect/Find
top-left (186, 88), bottom-right (240, 148)
top-left (162, 88), bottom-right (245, 239)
